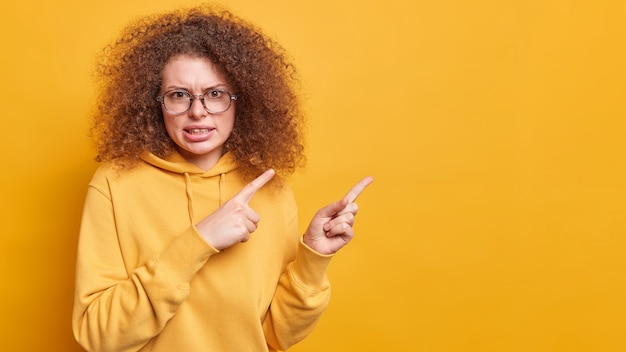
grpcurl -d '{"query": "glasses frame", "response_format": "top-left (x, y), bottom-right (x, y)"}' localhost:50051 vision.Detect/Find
top-left (157, 88), bottom-right (238, 115)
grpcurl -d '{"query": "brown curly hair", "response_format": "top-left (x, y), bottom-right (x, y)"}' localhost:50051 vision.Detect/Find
top-left (90, 3), bottom-right (305, 180)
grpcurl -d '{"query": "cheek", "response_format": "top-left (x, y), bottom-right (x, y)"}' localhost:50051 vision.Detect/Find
top-left (162, 116), bottom-right (178, 138)
top-left (221, 112), bottom-right (236, 134)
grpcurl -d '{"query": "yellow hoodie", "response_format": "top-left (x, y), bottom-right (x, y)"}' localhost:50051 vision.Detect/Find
top-left (72, 151), bottom-right (333, 352)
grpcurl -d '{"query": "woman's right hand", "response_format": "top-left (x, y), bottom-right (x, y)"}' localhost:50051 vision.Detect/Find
top-left (195, 169), bottom-right (275, 250)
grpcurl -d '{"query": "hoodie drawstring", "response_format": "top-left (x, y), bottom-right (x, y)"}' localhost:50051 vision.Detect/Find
top-left (184, 172), bottom-right (227, 224)
top-left (219, 173), bottom-right (226, 206)
top-left (184, 172), bottom-right (195, 225)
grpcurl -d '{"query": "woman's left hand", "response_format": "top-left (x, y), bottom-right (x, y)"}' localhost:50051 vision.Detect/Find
top-left (303, 176), bottom-right (374, 255)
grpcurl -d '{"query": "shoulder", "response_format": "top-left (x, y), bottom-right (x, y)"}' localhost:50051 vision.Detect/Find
top-left (88, 160), bottom-right (156, 189)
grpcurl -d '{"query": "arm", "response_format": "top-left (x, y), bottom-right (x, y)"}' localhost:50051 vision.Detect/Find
top-left (263, 176), bottom-right (374, 350)
top-left (262, 220), bottom-right (333, 350)
top-left (72, 185), bottom-right (218, 352)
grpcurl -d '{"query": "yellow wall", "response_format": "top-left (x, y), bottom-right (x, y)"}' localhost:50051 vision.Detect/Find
top-left (1, 0), bottom-right (624, 351)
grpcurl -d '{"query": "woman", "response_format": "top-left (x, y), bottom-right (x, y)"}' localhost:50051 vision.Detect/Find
top-left (72, 4), bottom-right (372, 352)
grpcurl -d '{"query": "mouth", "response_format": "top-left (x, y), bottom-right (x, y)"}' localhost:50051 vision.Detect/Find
top-left (185, 128), bottom-right (213, 135)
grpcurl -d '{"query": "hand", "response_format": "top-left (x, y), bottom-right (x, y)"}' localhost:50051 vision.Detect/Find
top-left (303, 176), bottom-right (374, 255)
top-left (196, 169), bottom-right (275, 250)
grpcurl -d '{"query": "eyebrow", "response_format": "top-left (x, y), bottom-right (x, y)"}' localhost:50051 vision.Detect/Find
top-left (162, 84), bottom-right (231, 92)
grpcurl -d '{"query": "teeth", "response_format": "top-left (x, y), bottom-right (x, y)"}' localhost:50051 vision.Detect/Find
top-left (188, 128), bottom-right (209, 134)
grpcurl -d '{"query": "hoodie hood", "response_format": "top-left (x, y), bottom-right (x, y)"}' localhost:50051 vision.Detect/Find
top-left (141, 150), bottom-right (238, 176)
top-left (140, 150), bottom-right (239, 226)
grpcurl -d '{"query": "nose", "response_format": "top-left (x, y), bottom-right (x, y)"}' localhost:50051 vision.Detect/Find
top-left (188, 96), bottom-right (208, 120)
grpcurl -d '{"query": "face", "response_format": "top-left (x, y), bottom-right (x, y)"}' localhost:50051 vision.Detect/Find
top-left (160, 55), bottom-right (235, 170)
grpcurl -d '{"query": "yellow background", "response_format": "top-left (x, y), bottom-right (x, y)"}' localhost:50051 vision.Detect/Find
top-left (1, 0), bottom-right (624, 351)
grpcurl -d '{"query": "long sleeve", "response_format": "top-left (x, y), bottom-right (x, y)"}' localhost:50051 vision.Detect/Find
top-left (72, 184), bottom-right (219, 352)
top-left (262, 220), bottom-right (334, 350)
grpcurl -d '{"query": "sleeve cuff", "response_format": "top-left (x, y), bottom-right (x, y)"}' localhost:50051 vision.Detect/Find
top-left (290, 238), bottom-right (335, 289)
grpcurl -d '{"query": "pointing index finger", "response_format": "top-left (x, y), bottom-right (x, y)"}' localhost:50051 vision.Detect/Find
top-left (343, 176), bottom-right (374, 203)
top-left (238, 169), bottom-right (275, 203)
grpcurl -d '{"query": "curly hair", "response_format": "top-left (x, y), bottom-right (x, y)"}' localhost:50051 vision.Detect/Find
top-left (90, 4), bottom-right (305, 180)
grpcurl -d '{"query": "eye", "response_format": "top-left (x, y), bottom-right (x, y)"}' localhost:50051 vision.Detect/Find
top-left (166, 90), bottom-right (190, 100)
top-left (205, 89), bottom-right (224, 99)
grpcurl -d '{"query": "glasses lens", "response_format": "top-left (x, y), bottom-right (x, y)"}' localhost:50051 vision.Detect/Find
top-left (161, 89), bottom-right (234, 114)
top-left (203, 90), bottom-right (231, 113)
top-left (163, 90), bottom-right (191, 114)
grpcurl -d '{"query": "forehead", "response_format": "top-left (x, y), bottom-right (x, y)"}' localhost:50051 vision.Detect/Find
top-left (161, 54), bottom-right (228, 88)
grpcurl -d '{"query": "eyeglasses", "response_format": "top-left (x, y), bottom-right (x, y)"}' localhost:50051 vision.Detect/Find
top-left (157, 89), bottom-right (238, 115)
